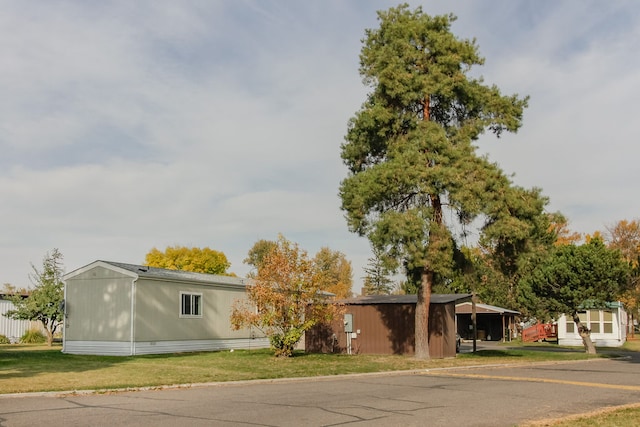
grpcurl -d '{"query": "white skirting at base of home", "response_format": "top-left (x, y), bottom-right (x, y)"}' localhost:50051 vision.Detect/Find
top-left (558, 337), bottom-right (625, 348)
top-left (63, 337), bottom-right (271, 356)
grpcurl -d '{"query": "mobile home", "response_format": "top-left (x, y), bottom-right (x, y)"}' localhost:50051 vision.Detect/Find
top-left (63, 261), bottom-right (268, 355)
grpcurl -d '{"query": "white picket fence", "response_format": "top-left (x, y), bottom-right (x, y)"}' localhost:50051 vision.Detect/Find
top-left (0, 299), bottom-right (46, 343)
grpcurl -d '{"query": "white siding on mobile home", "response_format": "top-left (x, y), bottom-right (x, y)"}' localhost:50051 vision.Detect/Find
top-left (62, 261), bottom-right (269, 355)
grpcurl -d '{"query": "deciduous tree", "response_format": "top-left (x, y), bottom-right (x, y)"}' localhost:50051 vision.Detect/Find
top-left (313, 247), bottom-right (353, 299)
top-left (605, 219), bottom-right (640, 328)
top-left (339, 5), bottom-right (528, 358)
top-left (550, 216), bottom-right (583, 246)
top-left (245, 239), bottom-right (354, 297)
top-left (231, 236), bottom-right (338, 357)
top-left (243, 239), bottom-right (278, 277)
top-left (5, 249), bottom-right (65, 346)
top-left (145, 245), bottom-right (232, 275)
top-left (605, 219), bottom-right (640, 267)
top-left (524, 239), bottom-right (630, 354)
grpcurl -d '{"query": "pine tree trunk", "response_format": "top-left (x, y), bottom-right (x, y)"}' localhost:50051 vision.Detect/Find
top-left (415, 268), bottom-right (432, 359)
top-left (414, 177), bottom-right (439, 359)
top-left (414, 187), bottom-right (441, 359)
top-left (414, 95), bottom-right (438, 359)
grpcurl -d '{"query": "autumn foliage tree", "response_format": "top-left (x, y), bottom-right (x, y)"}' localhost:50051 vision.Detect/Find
top-left (313, 247), bottom-right (353, 299)
top-left (231, 236), bottom-right (339, 357)
top-left (243, 239), bottom-right (278, 278)
top-left (145, 245), bottom-right (232, 275)
top-left (245, 239), bottom-right (353, 298)
top-left (606, 220), bottom-right (640, 262)
top-left (605, 219), bottom-right (640, 325)
top-left (550, 216), bottom-right (583, 246)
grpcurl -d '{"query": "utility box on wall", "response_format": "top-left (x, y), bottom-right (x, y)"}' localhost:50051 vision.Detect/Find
top-left (344, 313), bottom-right (353, 333)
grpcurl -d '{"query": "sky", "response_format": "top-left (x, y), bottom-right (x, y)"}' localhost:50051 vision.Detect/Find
top-left (1, 1), bottom-right (639, 291)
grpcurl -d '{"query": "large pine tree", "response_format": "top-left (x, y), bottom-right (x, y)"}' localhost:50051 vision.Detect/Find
top-left (340, 5), bottom-right (528, 358)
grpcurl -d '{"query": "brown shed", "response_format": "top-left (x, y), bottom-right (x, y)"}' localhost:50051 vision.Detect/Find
top-left (306, 294), bottom-right (471, 359)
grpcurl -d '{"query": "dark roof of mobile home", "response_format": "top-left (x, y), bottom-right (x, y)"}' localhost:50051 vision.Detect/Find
top-left (340, 294), bottom-right (472, 305)
top-left (64, 260), bottom-right (248, 287)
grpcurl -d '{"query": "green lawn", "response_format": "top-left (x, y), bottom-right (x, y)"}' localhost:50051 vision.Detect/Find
top-left (0, 342), bottom-right (606, 394)
top-left (521, 403), bottom-right (640, 427)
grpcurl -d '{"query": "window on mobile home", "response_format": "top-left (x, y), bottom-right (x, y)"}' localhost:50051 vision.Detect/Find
top-left (180, 292), bottom-right (202, 318)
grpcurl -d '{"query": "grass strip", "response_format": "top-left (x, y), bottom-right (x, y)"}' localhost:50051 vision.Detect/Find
top-left (0, 342), bottom-right (609, 395)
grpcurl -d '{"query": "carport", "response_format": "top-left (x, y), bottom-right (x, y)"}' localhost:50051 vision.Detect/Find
top-left (456, 302), bottom-right (520, 342)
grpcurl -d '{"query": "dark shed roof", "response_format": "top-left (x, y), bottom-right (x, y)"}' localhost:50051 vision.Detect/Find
top-left (341, 294), bottom-right (472, 305)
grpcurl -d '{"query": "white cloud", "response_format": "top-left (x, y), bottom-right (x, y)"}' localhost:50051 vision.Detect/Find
top-left (2, 1), bottom-right (639, 293)
top-left (472, 0), bottom-right (640, 237)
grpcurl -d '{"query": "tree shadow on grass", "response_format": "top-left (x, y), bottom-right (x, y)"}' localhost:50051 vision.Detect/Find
top-left (0, 346), bottom-right (278, 393)
top-left (0, 344), bottom-right (129, 383)
top-left (463, 349), bottom-right (524, 358)
top-left (461, 346), bottom-right (611, 361)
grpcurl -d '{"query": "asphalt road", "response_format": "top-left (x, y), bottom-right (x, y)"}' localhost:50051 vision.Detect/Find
top-left (2, 351), bottom-right (640, 426)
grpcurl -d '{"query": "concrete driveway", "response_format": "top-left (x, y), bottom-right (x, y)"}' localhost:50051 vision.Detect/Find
top-left (2, 354), bottom-right (640, 426)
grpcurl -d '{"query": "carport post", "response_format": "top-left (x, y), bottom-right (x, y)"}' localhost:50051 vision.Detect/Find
top-left (502, 316), bottom-right (506, 342)
top-left (472, 293), bottom-right (477, 353)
